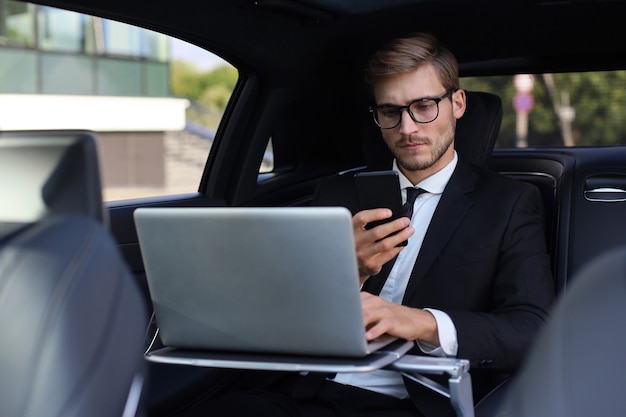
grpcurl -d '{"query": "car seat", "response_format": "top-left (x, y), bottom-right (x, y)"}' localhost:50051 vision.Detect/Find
top-left (0, 131), bottom-right (147, 417)
top-left (492, 245), bottom-right (626, 417)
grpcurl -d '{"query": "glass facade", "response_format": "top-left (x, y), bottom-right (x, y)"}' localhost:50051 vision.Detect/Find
top-left (38, 6), bottom-right (89, 53)
top-left (0, 48), bottom-right (37, 93)
top-left (0, 0), bottom-right (35, 47)
top-left (0, 0), bottom-right (169, 97)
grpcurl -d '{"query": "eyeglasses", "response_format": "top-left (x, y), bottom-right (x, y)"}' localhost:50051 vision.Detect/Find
top-left (369, 90), bottom-right (455, 129)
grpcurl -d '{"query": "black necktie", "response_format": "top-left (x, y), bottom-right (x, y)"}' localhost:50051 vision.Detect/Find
top-left (402, 187), bottom-right (426, 220)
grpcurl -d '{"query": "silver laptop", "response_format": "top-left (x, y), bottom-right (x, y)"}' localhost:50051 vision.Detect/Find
top-left (134, 206), bottom-right (400, 359)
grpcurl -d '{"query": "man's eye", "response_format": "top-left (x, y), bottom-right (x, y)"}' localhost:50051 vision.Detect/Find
top-left (413, 101), bottom-right (434, 112)
top-left (380, 108), bottom-right (399, 118)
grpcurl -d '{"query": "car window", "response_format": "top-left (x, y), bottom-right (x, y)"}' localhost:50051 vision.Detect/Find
top-left (0, 0), bottom-right (237, 202)
top-left (261, 139), bottom-right (274, 173)
top-left (462, 71), bottom-right (626, 148)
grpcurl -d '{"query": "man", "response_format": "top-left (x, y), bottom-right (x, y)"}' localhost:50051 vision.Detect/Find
top-left (189, 32), bottom-right (555, 417)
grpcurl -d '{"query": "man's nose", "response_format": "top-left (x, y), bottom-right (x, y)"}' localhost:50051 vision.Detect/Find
top-left (397, 109), bottom-right (419, 135)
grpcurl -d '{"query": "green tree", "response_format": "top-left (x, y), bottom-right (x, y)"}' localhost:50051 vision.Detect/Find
top-left (170, 60), bottom-right (238, 130)
top-left (462, 70), bottom-right (626, 147)
top-left (170, 60), bottom-right (205, 101)
top-left (203, 65), bottom-right (238, 93)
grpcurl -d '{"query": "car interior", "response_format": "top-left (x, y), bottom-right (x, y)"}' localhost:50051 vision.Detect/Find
top-left (2, 0), bottom-right (626, 416)
top-left (0, 132), bottom-right (147, 417)
top-left (495, 245), bottom-right (626, 417)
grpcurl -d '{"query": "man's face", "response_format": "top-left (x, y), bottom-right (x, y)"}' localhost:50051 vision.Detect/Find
top-left (373, 64), bottom-right (466, 184)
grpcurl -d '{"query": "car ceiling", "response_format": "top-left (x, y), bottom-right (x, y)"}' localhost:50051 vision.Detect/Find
top-left (25, 0), bottom-right (626, 82)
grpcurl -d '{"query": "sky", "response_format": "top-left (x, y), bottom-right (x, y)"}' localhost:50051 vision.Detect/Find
top-left (169, 37), bottom-right (229, 71)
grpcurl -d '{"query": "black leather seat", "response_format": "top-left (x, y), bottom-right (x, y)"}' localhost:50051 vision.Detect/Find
top-left (493, 246), bottom-right (626, 417)
top-left (0, 131), bottom-right (147, 417)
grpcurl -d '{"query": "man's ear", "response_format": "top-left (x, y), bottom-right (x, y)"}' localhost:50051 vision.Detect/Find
top-left (452, 89), bottom-right (466, 119)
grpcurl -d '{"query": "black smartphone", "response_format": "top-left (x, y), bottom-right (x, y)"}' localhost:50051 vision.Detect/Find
top-left (354, 170), bottom-right (407, 246)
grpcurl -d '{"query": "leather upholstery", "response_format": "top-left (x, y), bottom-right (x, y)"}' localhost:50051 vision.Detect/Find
top-left (495, 246), bottom-right (626, 417)
top-left (0, 132), bottom-right (147, 417)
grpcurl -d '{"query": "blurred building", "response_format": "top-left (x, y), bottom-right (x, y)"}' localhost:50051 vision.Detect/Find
top-left (0, 0), bottom-right (188, 189)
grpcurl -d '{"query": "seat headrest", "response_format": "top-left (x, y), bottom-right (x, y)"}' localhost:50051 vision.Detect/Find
top-left (361, 90), bottom-right (503, 170)
top-left (0, 131), bottom-right (104, 238)
top-left (455, 90), bottom-right (503, 168)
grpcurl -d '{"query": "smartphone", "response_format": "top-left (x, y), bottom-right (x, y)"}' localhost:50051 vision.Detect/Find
top-left (354, 170), bottom-right (408, 246)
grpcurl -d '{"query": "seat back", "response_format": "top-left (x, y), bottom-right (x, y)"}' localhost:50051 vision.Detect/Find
top-left (455, 90), bottom-right (503, 167)
top-left (496, 246), bottom-right (626, 417)
top-left (361, 90), bottom-right (503, 170)
top-left (0, 131), bottom-right (147, 417)
top-left (0, 130), bottom-right (105, 239)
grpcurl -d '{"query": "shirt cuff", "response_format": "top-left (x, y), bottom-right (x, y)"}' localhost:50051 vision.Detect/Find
top-left (416, 308), bottom-right (458, 357)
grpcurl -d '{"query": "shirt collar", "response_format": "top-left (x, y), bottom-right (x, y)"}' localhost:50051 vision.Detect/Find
top-left (393, 151), bottom-right (458, 195)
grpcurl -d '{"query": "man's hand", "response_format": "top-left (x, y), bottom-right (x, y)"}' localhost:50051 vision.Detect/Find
top-left (353, 208), bottom-right (414, 283)
top-left (361, 292), bottom-right (439, 346)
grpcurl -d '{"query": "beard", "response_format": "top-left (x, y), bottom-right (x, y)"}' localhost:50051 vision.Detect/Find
top-left (392, 124), bottom-right (455, 172)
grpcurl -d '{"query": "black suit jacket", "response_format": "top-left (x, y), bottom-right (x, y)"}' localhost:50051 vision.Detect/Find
top-left (315, 160), bottom-right (555, 417)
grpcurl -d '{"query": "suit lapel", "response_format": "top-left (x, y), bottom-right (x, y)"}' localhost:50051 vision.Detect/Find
top-left (402, 162), bottom-right (478, 303)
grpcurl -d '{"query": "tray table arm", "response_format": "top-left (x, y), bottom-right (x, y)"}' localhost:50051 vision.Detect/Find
top-left (387, 355), bottom-right (474, 417)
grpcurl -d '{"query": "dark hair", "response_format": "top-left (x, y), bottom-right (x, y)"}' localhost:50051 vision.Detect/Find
top-left (365, 32), bottom-right (459, 91)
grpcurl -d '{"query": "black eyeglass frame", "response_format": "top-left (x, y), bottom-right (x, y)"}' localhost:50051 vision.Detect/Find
top-left (369, 89), bottom-right (456, 129)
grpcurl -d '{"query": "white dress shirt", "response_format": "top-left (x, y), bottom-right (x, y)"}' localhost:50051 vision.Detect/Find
top-left (333, 152), bottom-right (459, 398)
